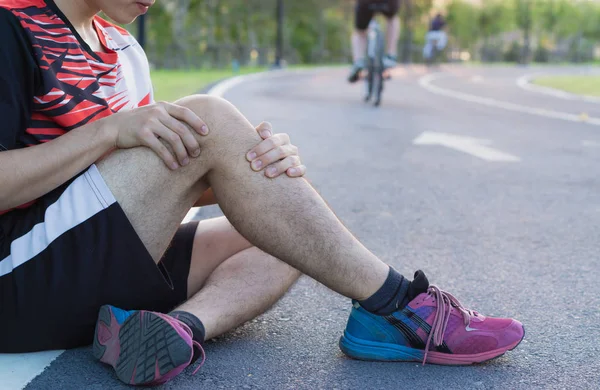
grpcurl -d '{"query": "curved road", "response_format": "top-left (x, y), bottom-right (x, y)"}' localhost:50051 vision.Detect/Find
top-left (26, 65), bottom-right (600, 389)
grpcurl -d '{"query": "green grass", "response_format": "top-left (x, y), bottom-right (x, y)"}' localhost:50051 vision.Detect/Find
top-left (149, 64), bottom-right (341, 102)
top-left (150, 67), bottom-right (265, 102)
top-left (464, 61), bottom-right (599, 67)
top-left (532, 75), bottom-right (600, 97)
top-left (288, 63), bottom-right (346, 70)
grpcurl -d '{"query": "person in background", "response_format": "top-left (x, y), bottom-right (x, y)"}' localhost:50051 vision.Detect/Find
top-left (423, 12), bottom-right (448, 63)
top-left (348, 0), bottom-right (401, 83)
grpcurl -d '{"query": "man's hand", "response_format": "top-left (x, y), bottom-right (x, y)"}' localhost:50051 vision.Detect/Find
top-left (246, 122), bottom-right (306, 178)
top-left (107, 101), bottom-right (209, 170)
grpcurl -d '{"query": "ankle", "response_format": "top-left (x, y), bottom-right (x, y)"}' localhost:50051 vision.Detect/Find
top-left (358, 268), bottom-right (429, 315)
top-left (170, 310), bottom-right (206, 344)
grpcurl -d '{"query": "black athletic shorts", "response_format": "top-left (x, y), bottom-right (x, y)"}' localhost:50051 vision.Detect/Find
top-left (355, 0), bottom-right (400, 30)
top-left (0, 165), bottom-right (198, 353)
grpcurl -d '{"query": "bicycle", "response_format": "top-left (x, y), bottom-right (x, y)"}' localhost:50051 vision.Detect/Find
top-left (364, 18), bottom-right (386, 107)
top-left (425, 43), bottom-right (439, 67)
top-left (423, 30), bottom-right (447, 68)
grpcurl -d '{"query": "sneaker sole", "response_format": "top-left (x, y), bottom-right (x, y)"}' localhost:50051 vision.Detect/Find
top-left (93, 305), bottom-right (192, 385)
top-left (339, 327), bottom-right (525, 366)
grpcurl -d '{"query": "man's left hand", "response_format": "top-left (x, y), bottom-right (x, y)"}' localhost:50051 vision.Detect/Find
top-left (246, 122), bottom-right (306, 178)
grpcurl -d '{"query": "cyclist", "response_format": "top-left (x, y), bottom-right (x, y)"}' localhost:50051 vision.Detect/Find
top-left (423, 12), bottom-right (448, 63)
top-left (348, 0), bottom-right (401, 83)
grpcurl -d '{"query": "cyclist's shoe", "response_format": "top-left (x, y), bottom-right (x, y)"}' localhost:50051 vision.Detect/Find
top-left (382, 54), bottom-right (398, 70)
top-left (93, 305), bottom-right (205, 385)
top-left (339, 283), bottom-right (524, 365)
top-left (348, 59), bottom-right (365, 83)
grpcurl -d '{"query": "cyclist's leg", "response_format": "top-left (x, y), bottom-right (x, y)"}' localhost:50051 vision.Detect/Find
top-left (423, 31), bottom-right (433, 60)
top-left (382, 0), bottom-right (400, 67)
top-left (437, 31), bottom-right (448, 51)
top-left (349, 0), bottom-right (373, 82)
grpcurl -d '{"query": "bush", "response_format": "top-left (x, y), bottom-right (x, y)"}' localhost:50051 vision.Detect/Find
top-left (504, 41), bottom-right (522, 63)
top-left (534, 45), bottom-right (550, 63)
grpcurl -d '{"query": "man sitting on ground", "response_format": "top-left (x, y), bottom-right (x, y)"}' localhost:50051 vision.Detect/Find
top-left (0, 0), bottom-right (524, 386)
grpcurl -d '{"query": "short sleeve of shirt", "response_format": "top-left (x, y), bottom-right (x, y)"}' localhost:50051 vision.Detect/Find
top-left (0, 7), bottom-right (39, 151)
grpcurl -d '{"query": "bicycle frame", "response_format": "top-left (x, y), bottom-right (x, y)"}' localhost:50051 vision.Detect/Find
top-left (367, 20), bottom-right (382, 63)
top-left (364, 18), bottom-right (385, 106)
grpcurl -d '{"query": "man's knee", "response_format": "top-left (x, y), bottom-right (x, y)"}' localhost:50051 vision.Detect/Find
top-left (175, 94), bottom-right (253, 139)
top-left (175, 94), bottom-right (231, 121)
top-left (174, 94), bottom-right (261, 158)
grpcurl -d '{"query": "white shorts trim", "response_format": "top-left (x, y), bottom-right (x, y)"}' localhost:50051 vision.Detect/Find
top-left (0, 165), bottom-right (116, 277)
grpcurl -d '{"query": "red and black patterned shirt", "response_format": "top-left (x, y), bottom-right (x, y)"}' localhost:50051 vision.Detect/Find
top-left (0, 0), bottom-right (153, 214)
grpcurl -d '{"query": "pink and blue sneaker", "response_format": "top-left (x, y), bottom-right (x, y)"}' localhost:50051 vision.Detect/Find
top-left (93, 305), bottom-right (205, 385)
top-left (340, 286), bottom-right (524, 365)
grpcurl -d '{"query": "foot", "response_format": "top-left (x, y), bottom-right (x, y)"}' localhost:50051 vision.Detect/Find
top-left (348, 59), bottom-right (366, 83)
top-left (340, 285), bottom-right (524, 365)
top-left (382, 54), bottom-right (397, 70)
top-left (93, 305), bottom-right (205, 385)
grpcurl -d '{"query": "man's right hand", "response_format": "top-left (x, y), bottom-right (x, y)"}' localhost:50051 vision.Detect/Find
top-left (106, 102), bottom-right (209, 170)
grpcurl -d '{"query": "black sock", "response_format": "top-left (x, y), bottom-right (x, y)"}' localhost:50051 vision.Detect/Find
top-left (169, 311), bottom-right (206, 344)
top-left (170, 311), bottom-right (206, 363)
top-left (358, 268), bottom-right (429, 315)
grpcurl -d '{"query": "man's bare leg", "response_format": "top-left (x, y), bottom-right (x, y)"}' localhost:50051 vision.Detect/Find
top-left (97, 94), bottom-right (389, 301)
top-left (172, 216), bottom-right (301, 340)
top-left (385, 16), bottom-right (400, 57)
top-left (179, 246), bottom-right (300, 341)
top-left (349, 29), bottom-right (368, 82)
top-left (352, 29), bottom-right (368, 63)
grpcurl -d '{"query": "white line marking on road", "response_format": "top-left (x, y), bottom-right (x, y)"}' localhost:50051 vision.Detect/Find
top-left (516, 74), bottom-right (600, 104)
top-left (582, 140), bottom-right (600, 147)
top-left (207, 71), bottom-right (274, 98)
top-left (207, 67), bottom-right (330, 98)
top-left (0, 350), bottom-right (65, 390)
top-left (182, 208), bottom-right (200, 224)
top-left (419, 73), bottom-right (600, 127)
top-left (413, 131), bottom-right (520, 162)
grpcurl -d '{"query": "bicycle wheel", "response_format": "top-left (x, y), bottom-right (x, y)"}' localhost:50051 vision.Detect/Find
top-left (373, 67), bottom-right (383, 106)
top-left (365, 58), bottom-right (374, 102)
top-left (373, 30), bottom-right (385, 107)
top-left (430, 42), bottom-right (441, 67)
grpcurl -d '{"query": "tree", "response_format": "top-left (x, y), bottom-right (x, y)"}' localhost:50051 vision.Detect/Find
top-left (515, 0), bottom-right (533, 64)
top-left (400, 0), bottom-right (433, 63)
top-left (474, 0), bottom-right (515, 62)
top-left (446, 0), bottom-right (480, 53)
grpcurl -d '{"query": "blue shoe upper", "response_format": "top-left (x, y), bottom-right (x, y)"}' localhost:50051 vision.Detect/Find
top-left (109, 305), bottom-right (137, 325)
top-left (344, 301), bottom-right (411, 346)
top-left (344, 301), bottom-right (452, 353)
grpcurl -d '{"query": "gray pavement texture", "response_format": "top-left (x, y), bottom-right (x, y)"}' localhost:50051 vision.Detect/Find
top-left (27, 65), bottom-right (600, 390)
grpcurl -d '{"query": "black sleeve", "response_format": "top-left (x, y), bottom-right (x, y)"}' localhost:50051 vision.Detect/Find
top-left (0, 7), bottom-right (39, 151)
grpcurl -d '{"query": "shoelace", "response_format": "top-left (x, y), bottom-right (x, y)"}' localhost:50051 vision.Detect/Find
top-left (191, 340), bottom-right (206, 375)
top-left (422, 285), bottom-right (474, 365)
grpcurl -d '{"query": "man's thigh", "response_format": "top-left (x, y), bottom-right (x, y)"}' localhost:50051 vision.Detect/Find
top-left (95, 94), bottom-right (253, 265)
top-left (0, 166), bottom-right (185, 352)
top-left (382, 0), bottom-right (400, 18)
top-left (355, 0), bottom-right (375, 30)
top-left (356, 0), bottom-right (399, 30)
top-left (96, 141), bottom-right (211, 264)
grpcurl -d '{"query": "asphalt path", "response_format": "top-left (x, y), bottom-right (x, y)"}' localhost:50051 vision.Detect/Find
top-left (24, 64), bottom-right (600, 389)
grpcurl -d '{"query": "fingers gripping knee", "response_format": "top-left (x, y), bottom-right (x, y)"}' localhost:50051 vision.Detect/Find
top-left (175, 94), bottom-right (261, 151)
